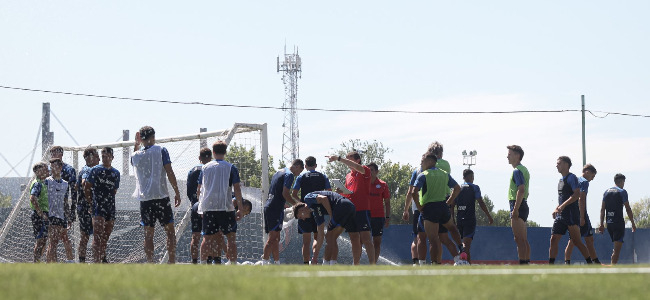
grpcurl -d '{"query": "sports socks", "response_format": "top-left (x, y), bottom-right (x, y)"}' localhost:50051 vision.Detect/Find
top-left (549, 258), bottom-right (556, 264)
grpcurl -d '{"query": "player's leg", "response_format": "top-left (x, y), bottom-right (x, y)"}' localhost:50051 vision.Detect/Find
top-left (423, 220), bottom-right (441, 264)
top-left (611, 241), bottom-right (623, 264)
top-left (162, 222), bottom-right (176, 264)
top-left (463, 237), bottom-right (473, 263)
top-left (102, 220), bottom-right (115, 262)
top-left (416, 232), bottom-right (427, 263)
top-left (511, 217), bottom-right (528, 263)
top-left (32, 212), bottom-right (47, 263)
top-left (301, 233), bottom-right (312, 263)
top-left (348, 231), bottom-right (362, 265)
top-left (585, 236), bottom-right (599, 263)
top-left (46, 225), bottom-right (60, 263)
top-left (201, 233), bottom-right (216, 263)
top-left (225, 232), bottom-right (237, 263)
top-left (325, 227), bottom-right (345, 262)
top-left (61, 224), bottom-right (74, 261)
top-left (360, 231), bottom-right (375, 264)
top-left (548, 233), bottom-right (562, 263)
top-left (564, 239), bottom-right (575, 263)
top-left (567, 225), bottom-right (591, 261)
top-left (92, 216), bottom-right (105, 263)
top-left (191, 232), bottom-right (201, 264)
top-left (78, 208), bottom-right (92, 262)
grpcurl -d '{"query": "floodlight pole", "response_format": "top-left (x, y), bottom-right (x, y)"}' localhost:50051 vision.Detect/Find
top-left (277, 45), bottom-right (301, 166)
top-left (581, 95), bottom-right (586, 167)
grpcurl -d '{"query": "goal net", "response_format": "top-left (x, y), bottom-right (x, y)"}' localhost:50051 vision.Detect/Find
top-left (0, 123), bottom-right (269, 263)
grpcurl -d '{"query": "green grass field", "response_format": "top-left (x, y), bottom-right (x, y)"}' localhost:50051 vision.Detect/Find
top-left (1, 264), bottom-right (649, 300)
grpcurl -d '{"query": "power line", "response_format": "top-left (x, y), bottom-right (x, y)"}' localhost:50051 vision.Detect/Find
top-left (1, 85), bottom-right (649, 117)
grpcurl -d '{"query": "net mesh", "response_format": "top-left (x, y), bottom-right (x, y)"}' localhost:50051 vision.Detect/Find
top-left (0, 123), bottom-right (268, 263)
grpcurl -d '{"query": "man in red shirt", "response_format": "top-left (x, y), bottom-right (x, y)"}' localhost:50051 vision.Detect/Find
top-left (367, 163), bottom-right (390, 263)
top-left (327, 151), bottom-right (375, 265)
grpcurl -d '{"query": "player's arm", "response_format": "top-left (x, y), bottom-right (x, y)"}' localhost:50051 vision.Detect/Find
top-left (326, 155), bottom-right (365, 174)
top-left (624, 201), bottom-right (636, 232)
top-left (282, 186), bottom-right (297, 206)
top-left (383, 195), bottom-right (391, 227)
top-left (134, 131), bottom-right (142, 152)
top-left (233, 182), bottom-right (244, 220)
top-left (598, 199), bottom-right (606, 233)
top-left (410, 187), bottom-right (422, 212)
top-left (313, 223), bottom-right (325, 263)
top-left (317, 195), bottom-right (333, 216)
top-left (84, 180), bottom-right (93, 207)
top-left (163, 163), bottom-right (181, 207)
top-left (402, 186), bottom-right (414, 221)
top-left (578, 190), bottom-right (587, 226)
top-left (512, 185), bottom-right (525, 220)
top-left (446, 183), bottom-right (461, 206)
top-left (29, 184), bottom-right (46, 219)
top-left (477, 197), bottom-right (494, 225)
top-left (554, 188), bottom-right (580, 218)
top-left (290, 189), bottom-right (301, 204)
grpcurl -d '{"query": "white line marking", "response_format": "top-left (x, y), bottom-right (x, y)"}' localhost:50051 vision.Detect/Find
top-left (282, 267), bottom-right (650, 278)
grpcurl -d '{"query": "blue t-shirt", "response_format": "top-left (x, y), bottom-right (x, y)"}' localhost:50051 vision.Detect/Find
top-left (304, 191), bottom-right (347, 226)
top-left (197, 160), bottom-right (241, 186)
top-left (558, 173), bottom-right (579, 205)
top-left (62, 163), bottom-right (77, 203)
top-left (603, 186), bottom-right (628, 224)
top-left (186, 165), bottom-right (202, 204)
top-left (292, 170), bottom-right (331, 201)
top-left (76, 165), bottom-right (93, 209)
top-left (513, 169), bottom-right (526, 187)
top-left (455, 182), bottom-right (481, 221)
top-left (87, 165), bottom-right (121, 204)
top-left (265, 168), bottom-right (295, 210)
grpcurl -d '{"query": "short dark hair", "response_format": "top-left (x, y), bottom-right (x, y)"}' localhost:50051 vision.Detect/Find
top-left (32, 162), bottom-right (47, 173)
top-left (199, 147), bottom-right (212, 159)
top-left (427, 142), bottom-right (443, 156)
top-left (463, 169), bottom-right (474, 179)
top-left (293, 202), bottom-right (308, 219)
top-left (49, 157), bottom-right (63, 166)
top-left (367, 162), bottom-right (378, 172)
top-left (305, 156), bottom-right (317, 167)
top-left (614, 173), bottom-right (626, 183)
top-left (241, 199), bottom-right (252, 212)
top-left (292, 159), bottom-right (304, 169)
top-left (558, 156), bottom-right (572, 168)
top-left (423, 152), bottom-right (438, 163)
top-left (83, 147), bottom-right (98, 158)
top-left (49, 146), bottom-right (63, 154)
top-left (213, 141), bottom-right (227, 155)
top-left (101, 147), bottom-right (113, 156)
top-left (583, 164), bottom-right (597, 174)
top-left (507, 145), bottom-right (524, 160)
top-left (346, 151), bottom-right (361, 161)
top-left (139, 126), bottom-right (156, 140)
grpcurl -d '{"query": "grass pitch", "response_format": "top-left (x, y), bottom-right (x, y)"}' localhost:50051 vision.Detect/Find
top-left (1, 263), bottom-right (648, 300)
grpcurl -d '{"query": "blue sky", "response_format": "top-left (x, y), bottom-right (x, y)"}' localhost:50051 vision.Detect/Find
top-left (1, 1), bottom-right (649, 226)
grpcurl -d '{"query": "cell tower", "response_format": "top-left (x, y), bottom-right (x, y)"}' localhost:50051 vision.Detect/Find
top-left (277, 45), bottom-right (301, 165)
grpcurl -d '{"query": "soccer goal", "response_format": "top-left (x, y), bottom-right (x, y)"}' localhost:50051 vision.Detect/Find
top-left (0, 123), bottom-right (269, 263)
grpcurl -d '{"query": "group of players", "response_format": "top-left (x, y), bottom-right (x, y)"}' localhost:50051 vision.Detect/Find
top-left (27, 128), bottom-right (637, 265)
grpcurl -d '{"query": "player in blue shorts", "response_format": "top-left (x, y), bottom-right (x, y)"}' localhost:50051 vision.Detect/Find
top-left (449, 169), bottom-right (493, 264)
top-left (262, 159), bottom-right (304, 265)
top-left (549, 156), bottom-right (592, 264)
top-left (402, 164), bottom-right (427, 265)
top-left (507, 145), bottom-right (531, 264)
top-left (85, 147), bottom-right (120, 263)
top-left (599, 173), bottom-right (636, 265)
top-left (186, 147), bottom-right (212, 264)
top-left (29, 162), bottom-right (49, 263)
top-left (291, 156), bottom-right (331, 265)
top-left (293, 191), bottom-right (356, 265)
top-left (44, 158), bottom-right (75, 263)
top-left (77, 147), bottom-right (99, 263)
top-left (411, 153), bottom-right (464, 264)
top-left (564, 164), bottom-right (601, 264)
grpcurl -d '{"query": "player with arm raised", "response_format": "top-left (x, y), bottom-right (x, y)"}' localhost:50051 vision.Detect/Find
top-left (131, 126), bottom-right (181, 263)
top-left (548, 156), bottom-right (592, 264)
top-left (290, 156), bottom-right (331, 265)
top-left (599, 173), bottom-right (636, 265)
top-left (84, 147), bottom-right (120, 263)
top-left (262, 159), bottom-right (304, 265)
top-left (564, 164), bottom-right (600, 264)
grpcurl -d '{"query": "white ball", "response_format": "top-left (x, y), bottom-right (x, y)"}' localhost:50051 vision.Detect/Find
top-left (454, 260), bottom-right (470, 266)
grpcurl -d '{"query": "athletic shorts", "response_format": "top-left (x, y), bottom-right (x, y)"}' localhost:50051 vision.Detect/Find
top-left (94, 200), bottom-right (116, 221)
top-left (263, 206), bottom-right (283, 233)
top-left (49, 216), bottom-right (66, 227)
top-left (607, 223), bottom-right (625, 243)
top-left (77, 203), bottom-right (93, 235)
top-left (327, 200), bottom-right (356, 232)
top-left (31, 210), bottom-right (49, 239)
top-left (412, 210), bottom-right (425, 236)
top-left (580, 215), bottom-right (594, 238)
top-left (191, 202), bottom-right (201, 233)
top-left (370, 217), bottom-right (385, 237)
top-left (509, 200), bottom-right (529, 222)
top-left (421, 201), bottom-right (451, 225)
top-left (346, 210), bottom-right (371, 233)
top-left (552, 218), bottom-right (575, 236)
top-left (202, 211), bottom-right (237, 235)
top-left (457, 219), bottom-right (477, 239)
top-left (140, 197), bottom-right (174, 227)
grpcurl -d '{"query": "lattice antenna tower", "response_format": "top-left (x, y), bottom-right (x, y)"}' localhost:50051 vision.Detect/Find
top-left (277, 45), bottom-right (301, 165)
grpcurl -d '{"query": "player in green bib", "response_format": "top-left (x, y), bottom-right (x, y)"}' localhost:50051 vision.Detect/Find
top-left (507, 145), bottom-right (531, 264)
top-left (28, 162), bottom-right (49, 262)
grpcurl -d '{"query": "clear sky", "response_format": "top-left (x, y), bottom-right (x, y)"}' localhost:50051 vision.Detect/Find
top-left (1, 1), bottom-right (649, 226)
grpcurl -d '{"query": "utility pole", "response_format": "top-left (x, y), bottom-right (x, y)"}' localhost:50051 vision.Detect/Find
top-left (581, 95), bottom-right (586, 166)
top-left (277, 45), bottom-right (302, 165)
top-left (41, 102), bottom-right (54, 158)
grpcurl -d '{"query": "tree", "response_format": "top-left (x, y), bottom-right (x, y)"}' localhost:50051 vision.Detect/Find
top-left (380, 160), bottom-right (414, 223)
top-left (476, 194), bottom-right (496, 226)
top-left (0, 191), bottom-right (11, 208)
top-left (628, 197), bottom-right (650, 228)
top-left (226, 143), bottom-right (276, 188)
top-left (493, 209), bottom-right (512, 227)
top-left (323, 139), bottom-right (391, 182)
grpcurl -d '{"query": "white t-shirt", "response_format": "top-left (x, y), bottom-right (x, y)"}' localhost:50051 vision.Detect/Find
top-left (198, 160), bottom-right (235, 213)
top-left (131, 145), bottom-right (169, 201)
top-left (46, 177), bottom-right (69, 220)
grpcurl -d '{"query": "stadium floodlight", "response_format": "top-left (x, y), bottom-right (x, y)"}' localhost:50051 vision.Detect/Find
top-left (462, 149), bottom-right (477, 169)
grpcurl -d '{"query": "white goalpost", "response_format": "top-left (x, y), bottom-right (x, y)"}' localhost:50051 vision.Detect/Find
top-left (0, 123), bottom-right (269, 264)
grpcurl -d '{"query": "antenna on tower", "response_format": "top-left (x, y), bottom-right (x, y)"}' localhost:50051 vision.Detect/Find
top-left (277, 45), bottom-right (301, 165)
